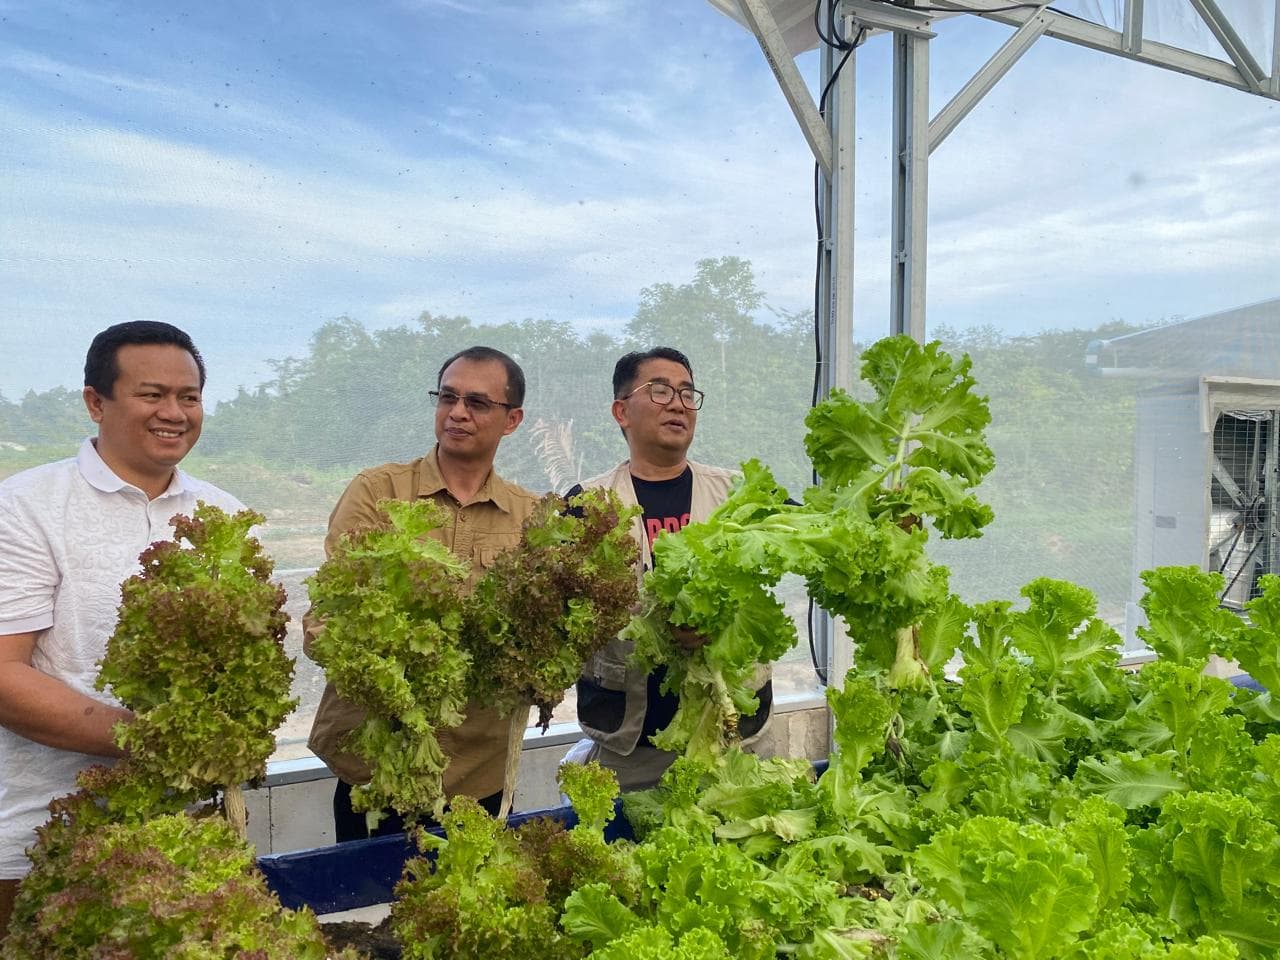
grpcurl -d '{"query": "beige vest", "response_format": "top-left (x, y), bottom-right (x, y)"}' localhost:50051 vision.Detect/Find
top-left (578, 459), bottom-right (772, 754)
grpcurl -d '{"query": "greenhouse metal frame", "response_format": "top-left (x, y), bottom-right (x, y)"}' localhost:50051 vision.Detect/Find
top-left (708, 0), bottom-right (1280, 682)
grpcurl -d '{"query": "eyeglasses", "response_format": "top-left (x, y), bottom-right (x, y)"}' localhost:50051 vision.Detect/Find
top-left (623, 380), bottom-right (704, 411)
top-left (429, 389), bottom-right (516, 415)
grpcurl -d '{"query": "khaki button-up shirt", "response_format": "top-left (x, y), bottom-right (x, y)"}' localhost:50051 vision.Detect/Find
top-left (305, 447), bottom-right (539, 801)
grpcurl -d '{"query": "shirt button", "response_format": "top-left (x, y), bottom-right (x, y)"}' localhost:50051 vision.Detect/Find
top-left (459, 514), bottom-right (467, 522)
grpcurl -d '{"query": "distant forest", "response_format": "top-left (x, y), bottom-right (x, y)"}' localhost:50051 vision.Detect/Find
top-left (0, 257), bottom-right (1149, 606)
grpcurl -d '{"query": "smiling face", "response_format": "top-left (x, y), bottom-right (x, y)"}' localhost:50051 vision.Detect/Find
top-left (434, 357), bottom-right (524, 467)
top-left (83, 343), bottom-right (204, 499)
top-left (612, 356), bottom-right (698, 467)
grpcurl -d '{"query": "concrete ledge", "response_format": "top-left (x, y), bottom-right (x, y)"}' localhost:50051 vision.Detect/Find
top-left (260, 692), bottom-right (829, 788)
top-left (248, 700), bottom-right (832, 854)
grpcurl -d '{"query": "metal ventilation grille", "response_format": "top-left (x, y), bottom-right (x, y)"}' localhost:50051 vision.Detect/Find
top-left (1210, 411), bottom-right (1279, 609)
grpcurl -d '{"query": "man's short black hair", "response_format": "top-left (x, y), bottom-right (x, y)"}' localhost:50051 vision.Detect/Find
top-left (84, 321), bottom-right (206, 398)
top-left (612, 347), bottom-right (694, 399)
top-left (436, 345), bottom-right (526, 407)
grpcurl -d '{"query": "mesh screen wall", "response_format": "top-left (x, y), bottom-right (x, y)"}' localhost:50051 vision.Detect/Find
top-left (2, 2), bottom-right (1277, 761)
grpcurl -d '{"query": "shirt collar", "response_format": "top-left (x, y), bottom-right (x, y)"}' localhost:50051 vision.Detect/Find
top-left (417, 446), bottom-right (518, 514)
top-left (77, 437), bottom-right (190, 499)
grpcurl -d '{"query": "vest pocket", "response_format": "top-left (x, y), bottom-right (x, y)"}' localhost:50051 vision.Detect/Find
top-left (576, 676), bottom-right (627, 734)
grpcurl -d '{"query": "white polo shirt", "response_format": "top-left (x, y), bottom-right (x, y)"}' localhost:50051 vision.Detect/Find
top-left (0, 439), bottom-right (244, 878)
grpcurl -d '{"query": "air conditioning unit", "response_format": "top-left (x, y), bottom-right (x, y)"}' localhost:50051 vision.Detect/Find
top-left (1126, 376), bottom-right (1280, 653)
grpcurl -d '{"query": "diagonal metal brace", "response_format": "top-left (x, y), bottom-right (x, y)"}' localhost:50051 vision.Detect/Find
top-left (925, 0), bottom-right (1278, 102)
top-left (1274, 0), bottom-right (1280, 96)
top-left (929, 9), bottom-right (1049, 152)
top-left (736, 0), bottom-right (834, 175)
top-left (1187, 0), bottom-right (1267, 93)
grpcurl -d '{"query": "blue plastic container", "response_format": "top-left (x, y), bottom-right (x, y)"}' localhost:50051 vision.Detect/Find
top-left (258, 800), bottom-right (634, 915)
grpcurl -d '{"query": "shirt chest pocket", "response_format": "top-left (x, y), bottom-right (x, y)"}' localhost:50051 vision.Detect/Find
top-left (475, 544), bottom-right (509, 570)
top-left (462, 545), bottom-right (508, 589)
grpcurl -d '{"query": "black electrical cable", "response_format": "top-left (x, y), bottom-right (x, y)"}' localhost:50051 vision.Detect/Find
top-left (806, 2), bottom-right (866, 689)
top-left (819, 42), bottom-right (859, 113)
top-left (815, 0), bottom-right (860, 50)
top-left (806, 0), bottom-right (1075, 684)
top-left (888, 1), bottom-right (1056, 13)
top-left (809, 133), bottom-right (828, 684)
top-left (809, 154), bottom-right (828, 686)
top-left (812, 161), bottom-right (824, 415)
top-left (807, 599), bottom-right (828, 686)
top-left (811, 13), bottom-right (864, 423)
top-left (814, 0), bottom-right (839, 47)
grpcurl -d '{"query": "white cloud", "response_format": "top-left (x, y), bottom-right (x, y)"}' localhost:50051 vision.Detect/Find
top-left (0, 45), bottom-right (402, 176)
top-left (0, 74), bottom-right (816, 387)
top-left (2, 3), bottom-right (1277, 402)
top-left (914, 27), bottom-right (1280, 325)
top-left (396, 0), bottom-right (495, 14)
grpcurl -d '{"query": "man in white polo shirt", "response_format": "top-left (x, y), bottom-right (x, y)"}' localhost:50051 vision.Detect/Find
top-left (0, 321), bottom-right (244, 934)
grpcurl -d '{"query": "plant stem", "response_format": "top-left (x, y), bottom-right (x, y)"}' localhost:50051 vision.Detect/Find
top-left (223, 784), bottom-right (247, 839)
top-left (497, 709), bottom-right (527, 821)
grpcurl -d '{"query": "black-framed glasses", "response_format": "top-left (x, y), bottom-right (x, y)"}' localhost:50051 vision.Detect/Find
top-left (429, 389), bottom-right (516, 415)
top-left (623, 380), bottom-right (704, 411)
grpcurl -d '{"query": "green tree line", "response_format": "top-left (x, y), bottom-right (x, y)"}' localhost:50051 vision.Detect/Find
top-left (196, 257), bottom-right (818, 496)
top-left (0, 257), bottom-right (1147, 606)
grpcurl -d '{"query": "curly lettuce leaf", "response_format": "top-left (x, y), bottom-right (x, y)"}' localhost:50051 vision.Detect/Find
top-left (1137, 567), bottom-right (1243, 666)
top-left (826, 675), bottom-right (892, 772)
top-left (624, 461), bottom-right (807, 758)
top-left (582, 923), bottom-right (734, 960)
top-left (5, 812), bottom-right (356, 960)
top-left (560, 880), bottom-right (642, 948)
top-left (1075, 751), bottom-right (1185, 810)
top-left (1224, 575), bottom-right (1280, 718)
top-left (892, 919), bottom-right (983, 960)
top-left (1009, 580), bottom-right (1126, 698)
top-left (464, 489), bottom-right (639, 728)
top-left (1129, 791), bottom-right (1280, 956)
top-left (913, 816), bottom-right (1099, 958)
top-left (98, 503), bottom-right (295, 802)
top-left (804, 336), bottom-right (994, 539)
top-left (627, 825), bottom-right (818, 960)
top-left (306, 497), bottom-right (471, 820)
top-left (1138, 663), bottom-right (1236, 777)
top-left (958, 657), bottom-right (1033, 746)
top-left (1063, 796), bottom-right (1134, 912)
top-left (392, 796), bottom-right (578, 960)
top-left (559, 759), bottom-right (621, 838)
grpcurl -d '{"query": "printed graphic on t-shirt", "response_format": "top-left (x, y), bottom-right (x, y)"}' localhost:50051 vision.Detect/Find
top-left (645, 511), bottom-right (690, 546)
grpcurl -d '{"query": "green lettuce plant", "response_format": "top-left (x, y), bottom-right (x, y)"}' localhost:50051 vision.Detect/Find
top-left (307, 497), bottom-right (472, 821)
top-left (1, 810), bottom-right (361, 960)
top-left (309, 491), bottom-right (640, 824)
top-left (97, 502), bottom-right (295, 825)
top-left (462, 488), bottom-right (639, 729)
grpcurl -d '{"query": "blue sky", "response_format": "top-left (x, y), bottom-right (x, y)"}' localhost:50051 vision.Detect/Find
top-left (2, 0), bottom-right (1277, 403)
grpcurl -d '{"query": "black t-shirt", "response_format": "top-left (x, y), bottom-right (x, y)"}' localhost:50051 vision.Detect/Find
top-left (565, 468), bottom-right (693, 552)
top-left (566, 467), bottom-right (694, 548)
top-left (571, 467), bottom-right (772, 746)
top-left (623, 469), bottom-right (693, 740)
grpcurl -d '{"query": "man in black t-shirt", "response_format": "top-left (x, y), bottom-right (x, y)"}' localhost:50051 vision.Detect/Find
top-left (566, 347), bottom-right (772, 788)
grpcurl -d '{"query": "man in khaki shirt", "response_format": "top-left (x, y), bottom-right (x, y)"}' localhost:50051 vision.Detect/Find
top-left (305, 345), bottom-right (538, 841)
